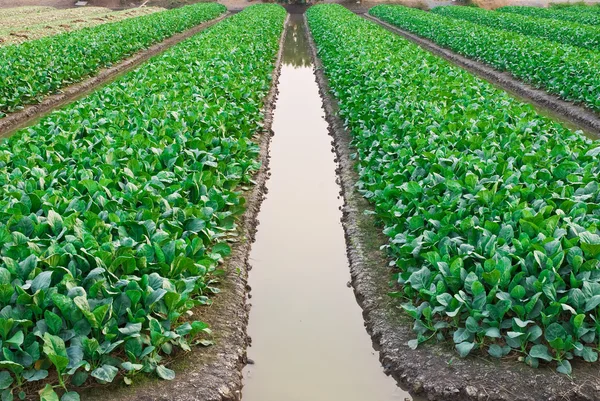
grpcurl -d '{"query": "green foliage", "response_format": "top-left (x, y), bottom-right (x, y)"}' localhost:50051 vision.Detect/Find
top-left (0, 4), bottom-right (285, 399)
top-left (308, 3), bottom-right (600, 373)
top-left (499, 5), bottom-right (600, 26)
top-left (0, 2), bottom-right (227, 118)
top-left (431, 5), bottom-right (600, 50)
top-left (369, 5), bottom-right (600, 113)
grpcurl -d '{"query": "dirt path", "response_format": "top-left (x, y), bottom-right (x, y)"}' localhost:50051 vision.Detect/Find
top-left (305, 12), bottom-right (600, 401)
top-left (362, 13), bottom-right (600, 138)
top-left (0, 12), bottom-right (228, 139)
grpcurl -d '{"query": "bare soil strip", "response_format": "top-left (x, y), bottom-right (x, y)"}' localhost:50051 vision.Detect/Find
top-left (0, 12), bottom-right (229, 138)
top-left (79, 16), bottom-right (287, 401)
top-left (362, 13), bottom-right (600, 139)
top-left (304, 13), bottom-right (600, 401)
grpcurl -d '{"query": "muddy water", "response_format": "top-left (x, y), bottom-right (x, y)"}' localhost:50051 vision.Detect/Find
top-left (242, 14), bottom-right (417, 401)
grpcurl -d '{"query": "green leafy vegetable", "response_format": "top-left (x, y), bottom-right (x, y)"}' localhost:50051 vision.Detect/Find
top-left (369, 4), bottom-right (600, 112)
top-left (0, 2), bottom-right (227, 118)
top-left (308, 3), bottom-right (600, 373)
top-left (0, 4), bottom-right (285, 399)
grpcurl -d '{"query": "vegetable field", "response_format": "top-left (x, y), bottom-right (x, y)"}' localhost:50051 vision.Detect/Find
top-left (431, 6), bottom-right (600, 50)
top-left (1, 1), bottom-right (600, 401)
top-left (369, 5), bottom-right (600, 113)
top-left (309, 3), bottom-right (600, 374)
top-left (0, 2), bottom-right (226, 118)
top-left (499, 5), bottom-right (600, 26)
top-left (0, 4), bottom-right (285, 400)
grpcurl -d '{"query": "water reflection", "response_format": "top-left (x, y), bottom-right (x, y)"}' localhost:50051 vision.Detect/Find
top-left (282, 15), bottom-right (311, 68)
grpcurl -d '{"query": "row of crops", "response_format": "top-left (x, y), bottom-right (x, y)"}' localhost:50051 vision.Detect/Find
top-left (368, 5), bottom-right (600, 113)
top-left (500, 5), bottom-right (600, 26)
top-left (0, 4), bottom-right (285, 401)
top-left (307, 3), bottom-right (600, 374)
top-left (0, 2), bottom-right (226, 118)
top-left (431, 5), bottom-right (600, 50)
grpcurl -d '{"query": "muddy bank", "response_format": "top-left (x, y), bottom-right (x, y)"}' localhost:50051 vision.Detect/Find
top-left (304, 13), bottom-right (600, 401)
top-left (0, 13), bottom-right (228, 139)
top-left (78, 15), bottom-right (287, 401)
top-left (362, 13), bottom-right (600, 138)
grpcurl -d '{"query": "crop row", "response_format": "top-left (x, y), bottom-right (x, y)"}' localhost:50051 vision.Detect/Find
top-left (431, 6), bottom-right (600, 50)
top-left (369, 5), bottom-right (600, 113)
top-left (308, 4), bottom-right (600, 373)
top-left (0, 4), bottom-right (285, 401)
top-left (499, 6), bottom-right (600, 26)
top-left (0, 2), bottom-right (226, 118)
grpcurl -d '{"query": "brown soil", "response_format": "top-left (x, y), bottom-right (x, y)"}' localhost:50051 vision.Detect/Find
top-left (363, 13), bottom-right (600, 138)
top-left (77, 15), bottom-right (287, 401)
top-left (305, 12), bottom-right (600, 401)
top-left (0, 0), bottom-right (75, 8)
top-left (0, 13), bottom-right (228, 138)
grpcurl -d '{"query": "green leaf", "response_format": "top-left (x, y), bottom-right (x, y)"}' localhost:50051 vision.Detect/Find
top-left (455, 341), bottom-right (475, 358)
top-left (42, 333), bottom-right (69, 372)
top-left (47, 210), bottom-right (63, 235)
top-left (156, 365), bottom-right (175, 380)
top-left (0, 372), bottom-right (13, 390)
top-left (61, 392), bottom-right (80, 401)
top-left (39, 385), bottom-right (59, 401)
top-left (545, 323), bottom-right (567, 343)
top-left (556, 360), bottom-right (572, 375)
top-left (529, 344), bottom-right (553, 362)
top-left (44, 311), bottom-right (63, 336)
top-left (91, 365), bottom-right (118, 383)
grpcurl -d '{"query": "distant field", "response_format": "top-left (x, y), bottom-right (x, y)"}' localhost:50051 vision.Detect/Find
top-left (0, 6), bottom-right (163, 46)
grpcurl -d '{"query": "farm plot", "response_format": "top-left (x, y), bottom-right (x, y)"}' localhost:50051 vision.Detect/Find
top-left (0, 4), bottom-right (285, 401)
top-left (499, 5), bottom-right (600, 26)
top-left (308, 3), bottom-right (600, 375)
top-left (0, 2), bottom-right (226, 118)
top-left (369, 5), bottom-right (600, 113)
top-left (0, 7), bottom-right (163, 47)
top-left (0, 7), bottom-right (53, 19)
top-left (431, 6), bottom-right (600, 50)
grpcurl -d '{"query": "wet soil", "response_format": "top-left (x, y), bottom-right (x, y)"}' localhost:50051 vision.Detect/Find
top-left (0, 12), bottom-right (229, 138)
top-left (305, 12), bottom-right (600, 401)
top-left (242, 13), bottom-right (418, 401)
top-left (362, 13), bottom-right (600, 139)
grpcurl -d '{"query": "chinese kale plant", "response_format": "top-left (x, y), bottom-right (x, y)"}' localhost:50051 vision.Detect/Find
top-left (431, 5), bottom-right (600, 50)
top-left (0, 4), bottom-right (285, 400)
top-left (369, 5), bottom-right (600, 113)
top-left (499, 5), bottom-right (600, 26)
top-left (0, 2), bottom-right (226, 118)
top-left (308, 4), bottom-right (600, 374)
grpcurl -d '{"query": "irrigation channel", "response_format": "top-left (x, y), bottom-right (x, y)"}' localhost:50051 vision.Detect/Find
top-left (242, 13), bottom-right (421, 401)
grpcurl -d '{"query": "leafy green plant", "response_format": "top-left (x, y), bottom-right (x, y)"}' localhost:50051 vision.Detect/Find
top-left (498, 5), bottom-right (600, 26)
top-left (0, 4), bottom-right (286, 400)
top-left (308, 3), bottom-right (600, 374)
top-left (369, 5), bottom-right (600, 113)
top-left (431, 5), bottom-right (600, 50)
top-left (0, 2), bottom-right (227, 118)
